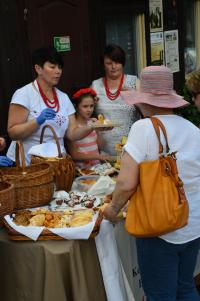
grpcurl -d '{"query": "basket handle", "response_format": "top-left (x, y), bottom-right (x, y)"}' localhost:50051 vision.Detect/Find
top-left (0, 170), bottom-right (3, 182)
top-left (40, 125), bottom-right (62, 158)
top-left (15, 141), bottom-right (26, 169)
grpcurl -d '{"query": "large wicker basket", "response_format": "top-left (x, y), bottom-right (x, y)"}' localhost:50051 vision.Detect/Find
top-left (31, 125), bottom-right (75, 192)
top-left (0, 171), bottom-right (14, 224)
top-left (0, 141), bottom-right (54, 210)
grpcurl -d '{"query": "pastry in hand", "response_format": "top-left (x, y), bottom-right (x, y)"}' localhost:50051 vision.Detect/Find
top-left (98, 114), bottom-right (104, 124)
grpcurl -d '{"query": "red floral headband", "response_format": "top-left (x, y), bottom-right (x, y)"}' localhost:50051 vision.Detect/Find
top-left (72, 88), bottom-right (97, 100)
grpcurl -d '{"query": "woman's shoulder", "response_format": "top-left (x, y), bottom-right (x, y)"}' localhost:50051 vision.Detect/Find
top-left (55, 88), bottom-right (72, 102)
top-left (11, 82), bottom-right (36, 102)
top-left (91, 77), bottom-right (103, 88)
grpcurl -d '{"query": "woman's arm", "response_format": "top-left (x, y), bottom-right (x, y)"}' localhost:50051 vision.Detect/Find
top-left (103, 151), bottom-right (139, 222)
top-left (7, 104), bottom-right (39, 140)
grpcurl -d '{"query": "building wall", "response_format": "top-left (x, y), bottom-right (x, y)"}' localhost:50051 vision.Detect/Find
top-left (0, 0), bottom-right (194, 147)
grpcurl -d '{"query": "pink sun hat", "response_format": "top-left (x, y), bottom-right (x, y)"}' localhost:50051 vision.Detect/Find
top-left (121, 65), bottom-right (189, 108)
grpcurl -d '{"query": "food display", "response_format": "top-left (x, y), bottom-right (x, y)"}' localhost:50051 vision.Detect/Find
top-left (114, 136), bottom-right (127, 169)
top-left (97, 114), bottom-right (113, 126)
top-left (76, 175), bottom-right (99, 192)
top-left (77, 162), bottom-right (117, 176)
top-left (12, 208), bottom-right (94, 228)
top-left (50, 191), bottom-right (101, 210)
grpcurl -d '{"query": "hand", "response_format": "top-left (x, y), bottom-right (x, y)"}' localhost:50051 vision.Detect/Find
top-left (102, 203), bottom-right (119, 223)
top-left (99, 154), bottom-right (116, 162)
top-left (0, 156), bottom-right (14, 167)
top-left (0, 137), bottom-right (6, 151)
top-left (36, 108), bottom-right (56, 126)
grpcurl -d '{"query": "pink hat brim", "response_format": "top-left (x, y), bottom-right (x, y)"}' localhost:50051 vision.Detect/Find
top-left (121, 90), bottom-right (189, 109)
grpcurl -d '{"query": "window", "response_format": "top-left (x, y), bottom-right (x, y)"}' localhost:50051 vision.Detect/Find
top-left (184, 0), bottom-right (196, 74)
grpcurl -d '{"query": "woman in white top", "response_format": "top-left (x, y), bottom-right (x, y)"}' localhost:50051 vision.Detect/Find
top-left (103, 66), bottom-right (200, 301)
top-left (91, 44), bottom-right (139, 155)
top-left (7, 46), bottom-right (106, 164)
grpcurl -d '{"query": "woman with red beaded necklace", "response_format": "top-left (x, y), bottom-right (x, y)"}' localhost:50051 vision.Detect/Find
top-left (7, 46), bottom-right (105, 164)
top-left (91, 44), bottom-right (139, 156)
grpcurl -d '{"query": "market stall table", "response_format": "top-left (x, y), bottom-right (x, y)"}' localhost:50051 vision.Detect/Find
top-left (0, 228), bottom-right (107, 301)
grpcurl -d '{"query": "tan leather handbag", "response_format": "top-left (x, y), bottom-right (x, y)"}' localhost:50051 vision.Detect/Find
top-left (125, 117), bottom-right (189, 237)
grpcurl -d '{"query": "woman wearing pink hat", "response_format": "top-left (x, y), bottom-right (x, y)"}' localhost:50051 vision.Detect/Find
top-left (103, 65), bottom-right (200, 301)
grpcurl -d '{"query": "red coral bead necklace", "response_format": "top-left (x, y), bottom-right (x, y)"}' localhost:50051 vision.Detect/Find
top-left (104, 74), bottom-right (124, 100)
top-left (37, 80), bottom-right (60, 112)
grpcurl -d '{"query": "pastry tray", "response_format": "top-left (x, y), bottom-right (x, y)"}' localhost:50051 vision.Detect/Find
top-left (3, 212), bottom-right (103, 241)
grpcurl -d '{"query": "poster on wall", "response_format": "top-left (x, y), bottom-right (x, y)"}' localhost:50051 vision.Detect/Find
top-left (150, 32), bottom-right (164, 65)
top-left (164, 30), bottom-right (180, 73)
top-left (149, 0), bottom-right (163, 32)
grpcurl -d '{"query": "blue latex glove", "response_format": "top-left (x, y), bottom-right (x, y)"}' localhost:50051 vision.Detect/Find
top-left (0, 156), bottom-right (14, 167)
top-left (36, 108), bottom-right (56, 126)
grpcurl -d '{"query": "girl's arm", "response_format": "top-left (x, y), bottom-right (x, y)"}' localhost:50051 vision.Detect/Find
top-left (65, 114), bottom-right (95, 141)
top-left (66, 114), bottom-right (111, 141)
top-left (97, 132), bottom-right (104, 150)
top-left (7, 104), bottom-right (39, 140)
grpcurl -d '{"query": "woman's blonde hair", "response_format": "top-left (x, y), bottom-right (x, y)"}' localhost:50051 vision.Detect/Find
top-left (185, 69), bottom-right (200, 94)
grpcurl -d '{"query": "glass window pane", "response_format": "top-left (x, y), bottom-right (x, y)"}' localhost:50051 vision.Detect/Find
top-left (184, 0), bottom-right (196, 75)
top-left (105, 13), bottom-right (137, 75)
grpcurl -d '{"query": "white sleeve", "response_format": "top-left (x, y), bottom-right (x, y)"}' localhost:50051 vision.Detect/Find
top-left (11, 88), bottom-right (30, 110)
top-left (64, 94), bottom-right (75, 116)
top-left (124, 120), bottom-right (148, 163)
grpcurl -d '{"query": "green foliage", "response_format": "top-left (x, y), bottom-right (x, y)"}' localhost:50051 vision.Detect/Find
top-left (175, 85), bottom-right (200, 126)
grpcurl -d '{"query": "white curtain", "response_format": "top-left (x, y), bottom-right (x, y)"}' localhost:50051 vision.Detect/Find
top-left (135, 14), bottom-right (147, 74)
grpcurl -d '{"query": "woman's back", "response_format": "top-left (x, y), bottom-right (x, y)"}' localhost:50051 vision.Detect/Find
top-left (125, 114), bottom-right (200, 243)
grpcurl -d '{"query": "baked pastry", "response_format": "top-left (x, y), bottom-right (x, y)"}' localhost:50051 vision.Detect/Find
top-left (13, 210), bottom-right (32, 226)
top-left (98, 114), bottom-right (104, 124)
top-left (29, 214), bottom-right (46, 227)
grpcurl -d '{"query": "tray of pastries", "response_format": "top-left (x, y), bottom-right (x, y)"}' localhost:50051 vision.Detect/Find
top-left (76, 162), bottom-right (118, 177)
top-left (4, 207), bottom-right (103, 241)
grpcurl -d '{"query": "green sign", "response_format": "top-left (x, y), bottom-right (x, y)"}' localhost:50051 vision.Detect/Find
top-left (54, 36), bottom-right (71, 52)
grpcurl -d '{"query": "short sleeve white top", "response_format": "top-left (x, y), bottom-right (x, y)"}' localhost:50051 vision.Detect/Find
top-left (124, 115), bottom-right (200, 244)
top-left (91, 75), bottom-right (139, 155)
top-left (7, 80), bottom-right (75, 164)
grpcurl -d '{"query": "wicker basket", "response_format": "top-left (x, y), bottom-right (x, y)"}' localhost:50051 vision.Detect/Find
top-left (0, 171), bottom-right (15, 223)
top-left (4, 209), bottom-right (103, 240)
top-left (31, 125), bottom-right (75, 191)
top-left (0, 141), bottom-right (54, 210)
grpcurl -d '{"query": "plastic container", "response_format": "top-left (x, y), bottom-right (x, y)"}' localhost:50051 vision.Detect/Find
top-left (76, 175), bottom-right (99, 192)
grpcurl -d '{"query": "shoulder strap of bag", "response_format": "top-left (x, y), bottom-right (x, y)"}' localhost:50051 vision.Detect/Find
top-left (150, 117), bottom-right (170, 154)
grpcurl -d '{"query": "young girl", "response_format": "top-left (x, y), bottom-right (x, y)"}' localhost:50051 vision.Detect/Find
top-left (67, 88), bottom-right (112, 168)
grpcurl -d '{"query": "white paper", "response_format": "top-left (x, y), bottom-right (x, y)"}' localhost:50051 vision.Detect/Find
top-left (149, 0), bottom-right (163, 32)
top-left (164, 30), bottom-right (180, 73)
top-left (95, 220), bottom-right (135, 301)
top-left (87, 176), bottom-right (115, 197)
top-left (28, 142), bottom-right (65, 157)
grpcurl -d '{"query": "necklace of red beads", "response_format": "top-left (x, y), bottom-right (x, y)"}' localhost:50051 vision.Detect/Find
top-left (37, 80), bottom-right (60, 112)
top-left (104, 74), bottom-right (124, 100)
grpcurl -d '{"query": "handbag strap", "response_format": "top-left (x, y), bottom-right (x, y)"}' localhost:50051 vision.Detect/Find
top-left (150, 117), bottom-right (170, 154)
top-left (40, 125), bottom-right (62, 158)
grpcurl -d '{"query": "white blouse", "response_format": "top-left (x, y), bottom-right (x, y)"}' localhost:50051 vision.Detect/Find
top-left (91, 74), bottom-right (139, 155)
